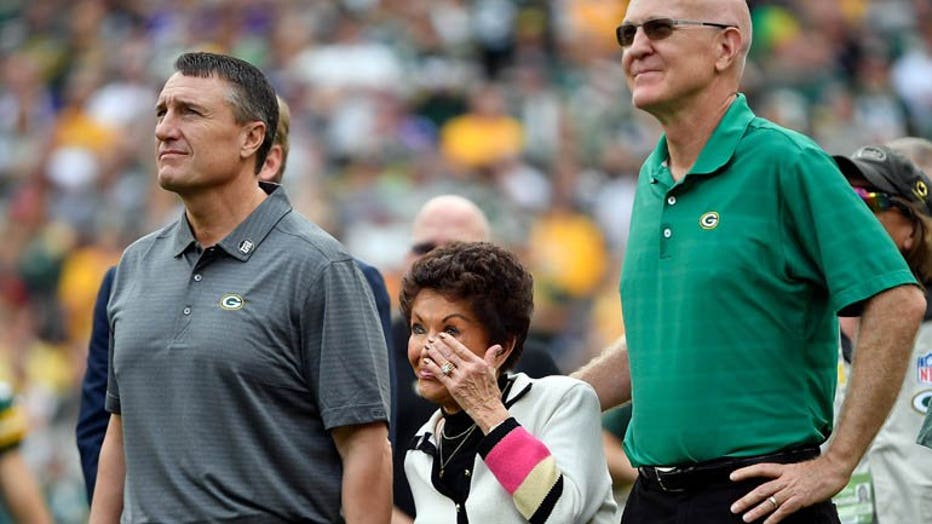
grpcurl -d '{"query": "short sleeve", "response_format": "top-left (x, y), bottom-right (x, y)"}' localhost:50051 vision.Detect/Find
top-left (304, 260), bottom-right (391, 430)
top-left (778, 145), bottom-right (917, 315)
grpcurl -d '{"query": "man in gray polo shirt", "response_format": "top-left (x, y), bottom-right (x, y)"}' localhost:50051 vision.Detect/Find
top-left (89, 52), bottom-right (391, 523)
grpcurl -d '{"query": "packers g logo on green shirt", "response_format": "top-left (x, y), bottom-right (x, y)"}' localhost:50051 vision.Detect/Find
top-left (699, 211), bottom-right (720, 230)
top-left (219, 293), bottom-right (245, 311)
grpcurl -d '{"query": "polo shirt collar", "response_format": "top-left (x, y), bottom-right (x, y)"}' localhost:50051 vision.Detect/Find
top-left (169, 182), bottom-right (292, 261)
top-left (644, 93), bottom-right (755, 182)
top-left (170, 214), bottom-right (198, 257)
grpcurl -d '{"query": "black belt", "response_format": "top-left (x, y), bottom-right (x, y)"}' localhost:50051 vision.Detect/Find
top-left (638, 446), bottom-right (820, 493)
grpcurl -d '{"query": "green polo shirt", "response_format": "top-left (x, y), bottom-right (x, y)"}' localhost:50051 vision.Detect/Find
top-left (620, 94), bottom-right (916, 467)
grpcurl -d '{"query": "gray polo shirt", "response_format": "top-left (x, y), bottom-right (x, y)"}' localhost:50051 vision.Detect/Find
top-left (106, 183), bottom-right (390, 523)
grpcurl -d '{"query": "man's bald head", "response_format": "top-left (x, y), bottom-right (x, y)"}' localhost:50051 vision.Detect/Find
top-left (627, 0), bottom-right (752, 76)
top-left (717, 0), bottom-right (753, 74)
top-left (410, 195), bottom-right (491, 255)
top-left (686, 0), bottom-right (752, 75)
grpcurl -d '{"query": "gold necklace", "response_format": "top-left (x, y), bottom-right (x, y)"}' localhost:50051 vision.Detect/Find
top-left (438, 420), bottom-right (478, 479)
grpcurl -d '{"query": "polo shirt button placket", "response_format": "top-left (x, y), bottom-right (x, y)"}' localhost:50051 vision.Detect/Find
top-left (663, 228), bottom-right (672, 239)
top-left (667, 195), bottom-right (677, 205)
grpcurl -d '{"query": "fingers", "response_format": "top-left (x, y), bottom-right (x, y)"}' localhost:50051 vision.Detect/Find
top-left (733, 488), bottom-right (793, 524)
top-left (422, 336), bottom-right (470, 382)
top-left (729, 459), bottom-right (844, 524)
top-left (424, 341), bottom-right (453, 380)
top-left (422, 354), bottom-right (456, 381)
top-left (424, 334), bottom-right (455, 366)
top-left (425, 333), bottom-right (491, 369)
top-left (729, 462), bottom-right (783, 482)
top-left (483, 344), bottom-right (503, 367)
top-left (729, 464), bottom-right (789, 523)
top-left (435, 333), bottom-right (474, 361)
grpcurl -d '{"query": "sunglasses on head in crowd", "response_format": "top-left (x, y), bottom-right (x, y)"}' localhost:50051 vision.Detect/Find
top-left (853, 187), bottom-right (911, 214)
top-left (410, 241), bottom-right (438, 256)
top-left (615, 18), bottom-right (737, 48)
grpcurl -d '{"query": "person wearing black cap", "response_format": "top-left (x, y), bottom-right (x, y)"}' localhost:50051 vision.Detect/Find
top-left (833, 139), bottom-right (932, 524)
top-left (835, 145), bottom-right (932, 281)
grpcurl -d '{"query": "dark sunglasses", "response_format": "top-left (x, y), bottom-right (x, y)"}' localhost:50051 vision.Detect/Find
top-left (410, 241), bottom-right (438, 256)
top-left (853, 187), bottom-right (911, 214)
top-left (615, 18), bottom-right (736, 48)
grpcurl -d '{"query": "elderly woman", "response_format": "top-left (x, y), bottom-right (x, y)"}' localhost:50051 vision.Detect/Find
top-left (400, 241), bottom-right (617, 523)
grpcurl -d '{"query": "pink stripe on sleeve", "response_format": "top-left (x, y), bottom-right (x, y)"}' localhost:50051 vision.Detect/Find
top-left (483, 426), bottom-right (552, 494)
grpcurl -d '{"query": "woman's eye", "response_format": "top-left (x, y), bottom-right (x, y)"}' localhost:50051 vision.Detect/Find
top-left (443, 327), bottom-right (459, 336)
top-left (411, 324), bottom-right (426, 335)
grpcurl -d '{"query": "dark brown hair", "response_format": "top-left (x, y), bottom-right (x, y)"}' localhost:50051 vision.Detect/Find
top-left (174, 52), bottom-right (278, 174)
top-left (399, 242), bottom-right (534, 371)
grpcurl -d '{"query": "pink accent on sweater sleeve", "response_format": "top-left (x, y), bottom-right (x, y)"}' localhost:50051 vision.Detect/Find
top-left (483, 426), bottom-right (552, 494)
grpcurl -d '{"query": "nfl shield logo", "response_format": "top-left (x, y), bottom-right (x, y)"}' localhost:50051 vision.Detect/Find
top-left (919, 352), bottom-right (932, 384)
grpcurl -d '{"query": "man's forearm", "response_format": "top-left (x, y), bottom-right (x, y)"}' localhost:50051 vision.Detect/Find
top-left (89, 415), bottom-right (125, 523)
top-left (827, 285), bottom-right (924, 474)
top-left (333, 422), bottom-right (392, 523)
top-left (571, 336), bottom-right (632, 411)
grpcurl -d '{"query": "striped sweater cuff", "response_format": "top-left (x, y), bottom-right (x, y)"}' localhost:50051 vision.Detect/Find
top-left (479, 418), bottom-right (563, 522)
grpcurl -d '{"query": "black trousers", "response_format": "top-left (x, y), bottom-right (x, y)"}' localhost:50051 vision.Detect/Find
top-left (620, 449), bottom-right (842, 524)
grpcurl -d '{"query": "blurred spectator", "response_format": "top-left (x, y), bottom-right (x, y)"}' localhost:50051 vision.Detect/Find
top-left (0, 382), bottom-right (52, 523)
top-left (892, 11), bottom-right (932, 137)
top-left (440, 82), bottom-right (523, 171)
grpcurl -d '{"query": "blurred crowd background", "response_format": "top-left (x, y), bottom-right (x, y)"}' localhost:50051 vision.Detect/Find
top-left (0, 0), bottom-right (930, 520)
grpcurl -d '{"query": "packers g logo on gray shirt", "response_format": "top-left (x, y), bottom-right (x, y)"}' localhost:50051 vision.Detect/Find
top-left (219, 293), bottom-right (245, 311)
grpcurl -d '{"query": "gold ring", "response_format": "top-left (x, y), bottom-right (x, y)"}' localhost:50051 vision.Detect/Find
top-left (440, 362), bottom-right (455, 375)
top-left (768, 495), bottom-right (779, 510)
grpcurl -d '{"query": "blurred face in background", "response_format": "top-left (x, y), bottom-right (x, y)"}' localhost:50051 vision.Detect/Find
top-left (405, 198), bottom-right (490, 268)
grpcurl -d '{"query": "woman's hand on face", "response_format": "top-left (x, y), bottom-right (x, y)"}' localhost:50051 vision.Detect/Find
top-left (423, 333), bottom-right (511, 433)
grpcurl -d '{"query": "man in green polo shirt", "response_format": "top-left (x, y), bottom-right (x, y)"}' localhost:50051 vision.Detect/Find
top-left (572, 0), bottom-right (925, 522)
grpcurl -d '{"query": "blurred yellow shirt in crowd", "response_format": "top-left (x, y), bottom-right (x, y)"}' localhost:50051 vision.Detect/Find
top-left (440, 114), bottom-right (524, 169)
top-left (528, 210), bottom-right (607, 299)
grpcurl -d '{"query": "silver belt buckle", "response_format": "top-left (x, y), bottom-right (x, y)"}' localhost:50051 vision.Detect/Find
top-left (653, 466), bottom-right (686, 493)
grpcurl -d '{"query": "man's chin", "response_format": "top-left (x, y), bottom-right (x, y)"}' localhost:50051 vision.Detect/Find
top-left (631, 91), bottom-right (661, 112)
top-left (157, 173), bottom-right (186, 193)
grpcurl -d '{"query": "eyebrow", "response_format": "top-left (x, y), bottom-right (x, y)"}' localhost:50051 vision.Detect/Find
top-left (155, 98), bottom-right (208, 114)
top-left (412, 312), bottom-right (472, 324)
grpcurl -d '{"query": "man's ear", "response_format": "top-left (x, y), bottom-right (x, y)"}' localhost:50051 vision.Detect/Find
top-left (714, 27), bottom-right (743, 73)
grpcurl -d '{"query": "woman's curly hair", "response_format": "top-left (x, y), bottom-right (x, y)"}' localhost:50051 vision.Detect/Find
top-left (399, 242), bottom-right (534, 372)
